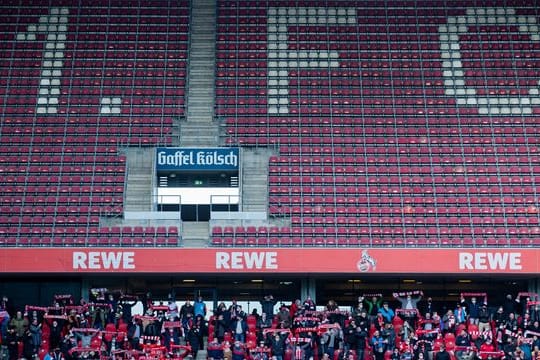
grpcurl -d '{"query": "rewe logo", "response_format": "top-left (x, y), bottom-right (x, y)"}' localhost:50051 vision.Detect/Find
top-left (459, 252), bottom-right (522, 271)
top-left (73, 251), bottom-right (135, 270)
top-left (216, 251), bottom-right (278, 270)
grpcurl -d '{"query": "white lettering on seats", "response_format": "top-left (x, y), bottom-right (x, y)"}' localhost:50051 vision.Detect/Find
top-left (438, 7), bottom-right (540, 115)
top-left (16, 7), bottom-right (69, 115)
top-left (73, 251), bottom-right (135, 270)
top-left (267, 7), bottom-right (357, 114)
top-left (216, 251), bottom-right (278, 270)
top-left (459, 252), bottom-right (522, 270)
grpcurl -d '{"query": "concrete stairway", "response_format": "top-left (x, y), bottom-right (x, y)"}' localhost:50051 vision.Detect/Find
top-left (181, 222), bottom-right (210, 247)
top-left (182, 0), bottom-right (219, 147)
top-left (179, 122), bottom-right (219, 147)
top-left (123, 148), bottom-right (154, 212)
top-left (240, 148), bottom-right (274, 212)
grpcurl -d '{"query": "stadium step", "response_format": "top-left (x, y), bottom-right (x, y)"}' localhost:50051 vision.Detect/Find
top-left (182, 222), bottom-right (210, 245)
top-left (179, 122), bottom-right (219, 135)
top-left (240, 148), bottom-right (276, 212)
top-left (123, 148), bottom-right (154, 212)
top-left (196, 350), bottom-right (208, 360)
top-left (185, 0), bottom-right (217, 132)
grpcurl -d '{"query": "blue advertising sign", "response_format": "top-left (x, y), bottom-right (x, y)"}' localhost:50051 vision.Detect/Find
top-left (156, 148), bottom-right (240, 171)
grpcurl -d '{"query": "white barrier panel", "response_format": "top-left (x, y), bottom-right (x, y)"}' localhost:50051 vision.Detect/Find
top-left (211, 211), bottom-right (267, 220)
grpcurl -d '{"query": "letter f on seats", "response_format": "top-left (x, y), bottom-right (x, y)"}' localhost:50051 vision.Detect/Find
top-left (267, 7), bottom-right (357, 114)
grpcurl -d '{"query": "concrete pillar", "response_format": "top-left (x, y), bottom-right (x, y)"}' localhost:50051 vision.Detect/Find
top-left (81, 278), bottom-right (90, 302)
top-left (301, 278), bottom-right (317, 304)
top-left (528, 278), bottom-right (540, 295)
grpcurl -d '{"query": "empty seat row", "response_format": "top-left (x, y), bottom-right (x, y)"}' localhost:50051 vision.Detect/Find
top-left (0, 236), bottom-right (180, 247)
top-left (210, 235), bottom-right (538, 248)
top-left (99, 226), bottom-right (180, 237)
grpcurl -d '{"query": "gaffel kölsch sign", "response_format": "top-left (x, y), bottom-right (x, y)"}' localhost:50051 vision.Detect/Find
top-left (156, 147), bottom-right (239, 171)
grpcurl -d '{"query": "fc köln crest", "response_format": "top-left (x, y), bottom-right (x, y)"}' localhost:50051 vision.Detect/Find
top-left (357, 250), bottom-right (377, 273)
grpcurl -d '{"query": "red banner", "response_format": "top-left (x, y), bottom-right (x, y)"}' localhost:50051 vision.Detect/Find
top-left (0, 247), bottom-right (538, 274)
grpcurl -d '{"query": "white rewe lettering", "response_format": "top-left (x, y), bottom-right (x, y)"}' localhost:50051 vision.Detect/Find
top-left (265, 252), bottom-right (278, 269)
top-left (486, 252), bottom-right (508, 270)
top-left (216, 252), bottom-right (230, 269)
top-left (231, 252), bottom-right (243, 269)
top-left (508, 253), bottom-right (522, 270)
top-left (73, 252), bottom-right (87, 269)
top-left (88, 252), bottom-right (100, 269)
top-left (244, 252), bottom-right (265, 269)
top-left (459, 252), bottom-right (522, 271)
top-left (100, 252), bottom-right (123, 269)
top-left (72, 251), bottom-right (135, 270)
top-left (215, 251), bottom-right (278, 270)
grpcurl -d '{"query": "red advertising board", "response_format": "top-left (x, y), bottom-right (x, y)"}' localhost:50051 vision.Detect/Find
top-left (0, 248), bottom-right (538, 274)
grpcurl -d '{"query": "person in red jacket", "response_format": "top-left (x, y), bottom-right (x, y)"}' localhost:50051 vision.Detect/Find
top-left (290, 300), bottom-right (301, 319)
top-left (479, 338), bottom-right (497, 359)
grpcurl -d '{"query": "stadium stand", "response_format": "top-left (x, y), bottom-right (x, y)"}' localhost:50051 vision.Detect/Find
top-left (0, 0), bottom-right (539, 248)
top-left (0, 0), bottom-right (188, 246)
top-left (214, 0), bottom-right (540, 248)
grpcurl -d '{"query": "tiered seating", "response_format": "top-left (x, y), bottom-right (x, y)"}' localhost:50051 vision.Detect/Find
top-left (90, 225), bottom-right (181, 247)
top-left (215, 0), bottom-right (540, 247)
top-left (0, 0), bottom-right (188, 246)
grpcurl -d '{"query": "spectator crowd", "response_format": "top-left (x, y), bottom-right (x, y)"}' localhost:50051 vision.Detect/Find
top-left (1, 290), bottom-right (540, 360)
